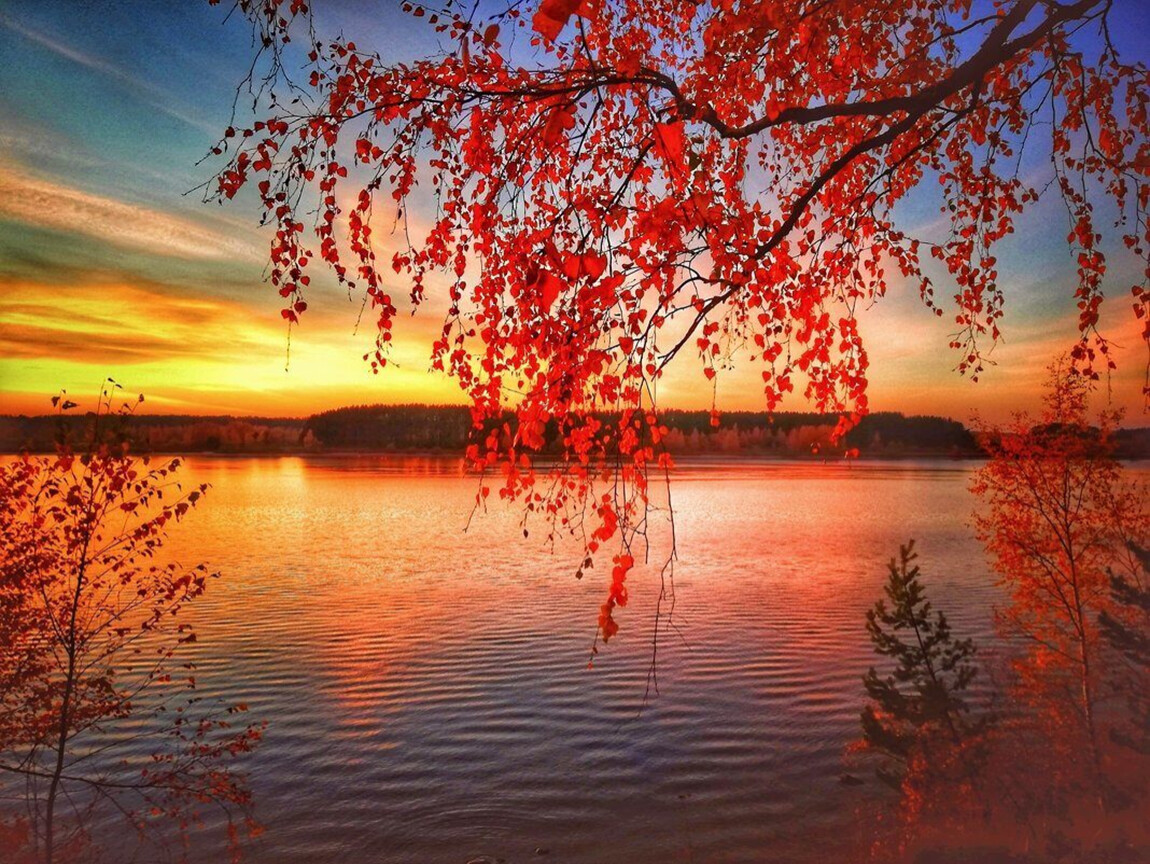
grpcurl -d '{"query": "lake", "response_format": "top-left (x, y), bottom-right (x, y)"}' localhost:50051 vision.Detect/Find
top-left (94, 457), bottom-right (1009, 862)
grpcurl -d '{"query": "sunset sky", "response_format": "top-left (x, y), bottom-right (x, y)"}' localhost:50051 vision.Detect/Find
top-left (1, 1), bottom-right (1147, 422)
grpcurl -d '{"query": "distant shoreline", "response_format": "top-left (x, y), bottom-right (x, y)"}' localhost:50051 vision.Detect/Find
top-left (1, 405), bottom-right (1147, 460)
top-left (0, 448), bottom-right (991, 460)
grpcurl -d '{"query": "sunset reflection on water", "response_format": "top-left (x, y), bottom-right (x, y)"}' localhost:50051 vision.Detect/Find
top-left (67, 456), bottom-right (1057, 863)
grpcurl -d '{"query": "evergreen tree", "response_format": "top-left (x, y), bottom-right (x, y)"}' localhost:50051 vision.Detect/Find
top-left (861, 541), bottom-right (979, 786)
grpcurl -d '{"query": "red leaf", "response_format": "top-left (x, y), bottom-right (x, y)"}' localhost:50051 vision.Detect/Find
top-left (653, 121), bottom-right (685, 167)
top-left (532, 0), bottom-right (581, 42)
top-left (542, 102), bottom-right (578, 146)
top-left (538, 271), bottom-right (563, 309)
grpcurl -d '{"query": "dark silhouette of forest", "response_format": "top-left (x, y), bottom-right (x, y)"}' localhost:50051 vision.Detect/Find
top-left (2, 405), bottom-right (1148, 459)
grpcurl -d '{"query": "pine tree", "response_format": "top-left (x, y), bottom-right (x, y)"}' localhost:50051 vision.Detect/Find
top-left (861, 541), bottom-right (979, 786)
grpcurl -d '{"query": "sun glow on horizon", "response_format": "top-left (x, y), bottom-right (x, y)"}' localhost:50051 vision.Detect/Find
top-left (0, 4), bottom-right (1147, 425)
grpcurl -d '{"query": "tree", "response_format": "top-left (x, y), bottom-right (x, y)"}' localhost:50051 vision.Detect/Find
top-left (0, 385), bottom-right (262, 864)
top-left (853, 542), bottom-right (990, 860)
top-left (860, 541), bottom-right (980, 788)
top-left (206, 0), bottom-right (1149, 637)
top-left (971, 361), bottom-right (1149, 803)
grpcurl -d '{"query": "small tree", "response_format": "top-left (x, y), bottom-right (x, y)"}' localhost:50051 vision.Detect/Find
top-left (0, 385), bottom-right (262, 864)
top-left (861, 541), bottom-right (979, 788)
top-left (971, 361), bottom-right (1148, 797)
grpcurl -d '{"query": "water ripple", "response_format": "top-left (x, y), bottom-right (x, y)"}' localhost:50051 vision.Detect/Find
top-left (45, 456), bottom-right (1134, 864)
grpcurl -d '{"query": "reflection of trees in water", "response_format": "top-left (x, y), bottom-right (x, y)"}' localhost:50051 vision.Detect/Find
top-left (854, 364), bottom-right (1150, 862)
top-left (0, 387), bottom-right (262, 864)
top-left (1100, 544), bottom-right (1150, 761)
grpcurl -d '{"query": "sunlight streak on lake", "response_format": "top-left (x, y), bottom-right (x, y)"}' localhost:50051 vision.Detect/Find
top-left (54, 456), bottom-right (1126, 863)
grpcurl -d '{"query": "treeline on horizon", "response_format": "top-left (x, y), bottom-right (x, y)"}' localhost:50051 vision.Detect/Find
top-left (305, 405), bottom-right (989, 457)
top-left (2, 404), bottom-right (1149, 459)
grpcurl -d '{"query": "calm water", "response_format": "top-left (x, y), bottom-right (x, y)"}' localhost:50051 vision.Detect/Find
top-left (89, 458), bottom-right (1009, 862)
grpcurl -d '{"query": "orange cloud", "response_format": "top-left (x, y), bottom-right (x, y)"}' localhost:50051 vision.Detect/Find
top-left (0, 163), bottom-right (259, 261)
top-left (0, 279), bottom-right (274, 361)
top-left (0, 276), bottom-right (464, 416)
top-left (657, 282), bottom-right (1148, 424)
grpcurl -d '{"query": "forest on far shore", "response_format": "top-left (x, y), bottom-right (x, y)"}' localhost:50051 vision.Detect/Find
top-left (2, 404), bottom-right (1149, 460)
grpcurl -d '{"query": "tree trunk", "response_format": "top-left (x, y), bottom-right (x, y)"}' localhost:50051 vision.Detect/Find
top-left (44, 529), bottom-right (91, 864)
top-left (1078, 633), bottom-right (1105, 810)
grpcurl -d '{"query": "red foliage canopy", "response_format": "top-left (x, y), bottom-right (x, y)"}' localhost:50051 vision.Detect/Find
top-left (207, 0), bottom-right (1149, 639)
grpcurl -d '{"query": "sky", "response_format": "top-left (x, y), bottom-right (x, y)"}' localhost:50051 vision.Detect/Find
top-left (0, 1), bottom-right (1147, 422)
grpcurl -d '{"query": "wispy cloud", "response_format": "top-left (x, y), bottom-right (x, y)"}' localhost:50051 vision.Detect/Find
top-left (0, 128), bottom-right (106, 170)
top-left (0, 163), bottom-right (259, 261)
top-left (0, 279), bottom-right (276, 365)
top-left (0, 276), bottom-right (464, 416)
top-left (0, 12), bottom-right (217, 134)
